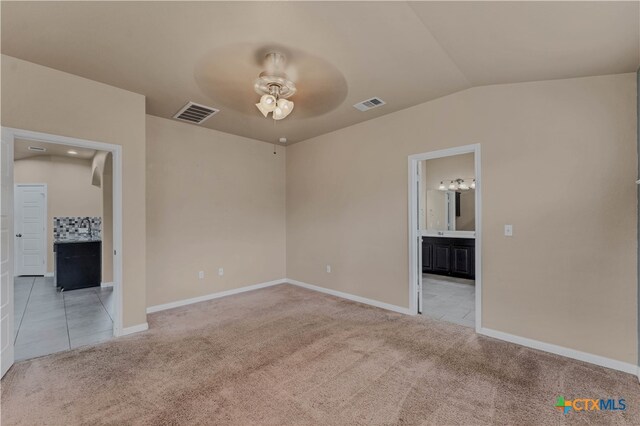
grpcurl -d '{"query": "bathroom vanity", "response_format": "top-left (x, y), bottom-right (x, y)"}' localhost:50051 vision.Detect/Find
top-left (422, 236), bottom-right (475, 280)
top-left (54, 239), bottom-right (102, 291)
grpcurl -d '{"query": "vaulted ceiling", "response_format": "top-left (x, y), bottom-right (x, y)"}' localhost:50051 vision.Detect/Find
top-left (2, 1), bottom-right (638, 144)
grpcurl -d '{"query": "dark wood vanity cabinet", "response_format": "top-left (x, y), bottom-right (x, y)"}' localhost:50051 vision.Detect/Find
top-left (54, 241), bottom-right (102, 291)
top-left (422, 237), bottom-right (475, 280)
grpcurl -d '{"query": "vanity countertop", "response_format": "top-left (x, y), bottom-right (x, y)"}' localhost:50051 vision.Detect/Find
top-left (420, 230), bottom-right (475, 239)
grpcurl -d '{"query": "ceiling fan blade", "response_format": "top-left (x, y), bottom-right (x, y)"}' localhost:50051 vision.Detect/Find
top-left (194, 43), bottom-right (347, 118)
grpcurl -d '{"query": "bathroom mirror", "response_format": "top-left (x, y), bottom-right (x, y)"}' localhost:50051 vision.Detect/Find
top-left (418, 153), bottom-right (475, 232)
top-left (424, 190), bottom-right (475, 231)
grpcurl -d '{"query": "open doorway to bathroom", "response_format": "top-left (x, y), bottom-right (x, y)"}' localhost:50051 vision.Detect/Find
top-left (409, 145), bottom-right (481, 331)
top-left (10, 135), bottom-right (117, 361)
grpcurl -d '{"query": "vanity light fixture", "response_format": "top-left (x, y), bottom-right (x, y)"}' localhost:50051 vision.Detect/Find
top-left (439, 178), bottom-right (474, 191)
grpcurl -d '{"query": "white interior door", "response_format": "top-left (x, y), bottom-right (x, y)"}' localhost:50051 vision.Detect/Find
top-left (417, 161), bottom-right (423, 314)
top-left (1, 129), bottom-right (15, 377)
top-left (14, 185), bottom-right (46, 276)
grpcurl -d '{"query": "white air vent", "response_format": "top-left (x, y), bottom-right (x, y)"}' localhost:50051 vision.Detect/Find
top-left (173, 102), bottom-right (219, 124)
top-left (353, 97), bottom-right (386, 111)
top-left (28, 146), bottom-right (47, 152)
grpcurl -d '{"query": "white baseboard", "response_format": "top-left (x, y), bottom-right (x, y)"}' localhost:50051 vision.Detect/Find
top-left (44, 272), bottom-right (54, 277)
top-left (141, 277), bottom-right (636, 376)
top-left (146, 279), bottom-right (287, 314)
top-left (287, 278), bottom-right (413, 315)
top-left (116, 322), bottom-right (148, 337)
top-left (479, 327), bottom-right (638, 376)
top-left (101, 282), bottom-right (114, 288)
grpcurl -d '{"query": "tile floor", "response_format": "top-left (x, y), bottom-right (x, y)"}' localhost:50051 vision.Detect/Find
top-left (14, 276), bottom-right (114, 361)
top-left (421, 273), bottom-right (475, 328)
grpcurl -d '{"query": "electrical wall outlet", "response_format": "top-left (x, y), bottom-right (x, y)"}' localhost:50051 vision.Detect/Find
top-left (326, 265), bottom-right (331, 273)
top-left (198, 271), bottom-right (204, 279)
top-left (504, 225), bottom-right (513, 237)
top-left (218, 268), bottom-right (224, 276)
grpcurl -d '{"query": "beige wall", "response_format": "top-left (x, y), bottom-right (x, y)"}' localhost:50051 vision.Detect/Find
top-left (423, 153), bottom-right (475, 191)
top-left (90, 150), bottom-right (114, 283)
top-left (14, 156), bottom-right (101, 274)
top-left (287, 73), bottom-right (637, 364)
top-left (102, 154), bottom-right (113, 283)
top-left (145, 115), bottom-right (286, 307)
top-left (89, 151), bottom-right (114, 283)
top-left (2, 55), bottom-right (147, 328)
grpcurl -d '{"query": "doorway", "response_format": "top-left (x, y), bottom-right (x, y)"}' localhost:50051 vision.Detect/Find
top-left (0, 127), bottom-right (124, 376)
top-left (14, 184), bottom-right (47, 276)
top-left (408, 144), bottom-right (482, 332)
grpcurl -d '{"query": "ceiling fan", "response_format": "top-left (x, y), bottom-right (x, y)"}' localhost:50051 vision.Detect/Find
top-left (194, 43), bottom-right (347, 123)
top-left (254, 52), bottom-right (296, 121)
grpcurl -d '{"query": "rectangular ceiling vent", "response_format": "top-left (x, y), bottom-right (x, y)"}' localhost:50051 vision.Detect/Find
top-left (353, 97), bottom-right (386, 112)
top-left (173, 102), bottom-right (219, 124)
top-left (28, 146), bottom-right (47, 152)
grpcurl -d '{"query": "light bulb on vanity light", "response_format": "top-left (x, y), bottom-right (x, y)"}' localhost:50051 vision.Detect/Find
top-left (438, 181), bottom-right (446, 191)
top-left (459, 180), bottom-right (469, 190)
top-left (448, 180), bottom-right (458, 191)
top-left (470, 179), bottom-right (476, 189)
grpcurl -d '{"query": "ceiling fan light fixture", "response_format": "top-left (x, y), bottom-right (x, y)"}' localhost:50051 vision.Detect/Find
top-left (277, 98), bottom-right (294, 117)
top-left (273, 106), bottom-right (285, 120)
top-left (260, 94), bottom-right (277, 111)
top-left (254, 52), bottom-right (296, 121)
top-left (255, 102), bottom-right (270, 117)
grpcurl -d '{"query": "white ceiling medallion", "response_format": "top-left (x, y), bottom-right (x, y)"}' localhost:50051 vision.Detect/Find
top-left (254, 52), bottom-right (295, 121)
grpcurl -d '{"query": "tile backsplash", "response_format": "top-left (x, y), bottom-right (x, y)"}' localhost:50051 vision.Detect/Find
top-left (54, 217), bottom-right (101, 240)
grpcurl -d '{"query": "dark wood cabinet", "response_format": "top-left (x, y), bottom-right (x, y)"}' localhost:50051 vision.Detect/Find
top-left (433, 243), bottom-right (451, 273)
top-left (422, 237), bottom-right (475, 280)
top-left (54, 241), bottom-right (102, 291)
top-left (421, 241), bottom-right (432, 271)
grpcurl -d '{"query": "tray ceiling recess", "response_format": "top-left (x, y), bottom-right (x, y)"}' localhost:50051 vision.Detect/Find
top-left (195, 43), bottom-right (348, 120)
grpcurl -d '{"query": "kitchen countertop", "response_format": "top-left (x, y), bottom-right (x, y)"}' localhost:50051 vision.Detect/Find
top-left (54, 238), bottom-right (102, 245)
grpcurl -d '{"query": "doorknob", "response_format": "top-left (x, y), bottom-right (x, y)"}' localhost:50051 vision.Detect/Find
top-left (15, 234), bottom-right (22, 238)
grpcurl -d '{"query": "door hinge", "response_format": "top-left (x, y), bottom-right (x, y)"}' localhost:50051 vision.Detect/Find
top-left (114, 250), bottom-right (117, 255)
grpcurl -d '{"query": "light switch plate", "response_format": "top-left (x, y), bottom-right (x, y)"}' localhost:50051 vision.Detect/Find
top-left (326, 265), bottom-right (331, 273)
top-left (218, 268), bottom-right (224, 276)
top-left (504, 225), bottom-right (513, 237)
top-left (198, 271), bottom-right (204, 279)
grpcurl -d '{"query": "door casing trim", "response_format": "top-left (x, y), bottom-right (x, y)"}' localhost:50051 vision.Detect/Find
top-left (408, 144), bottom-right (482, 332)
top-left (1, 127), bottom-right (124, 345)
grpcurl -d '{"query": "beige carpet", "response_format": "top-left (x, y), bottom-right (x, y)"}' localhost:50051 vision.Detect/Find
top-left (1, 284), bottom-right (638, 425)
